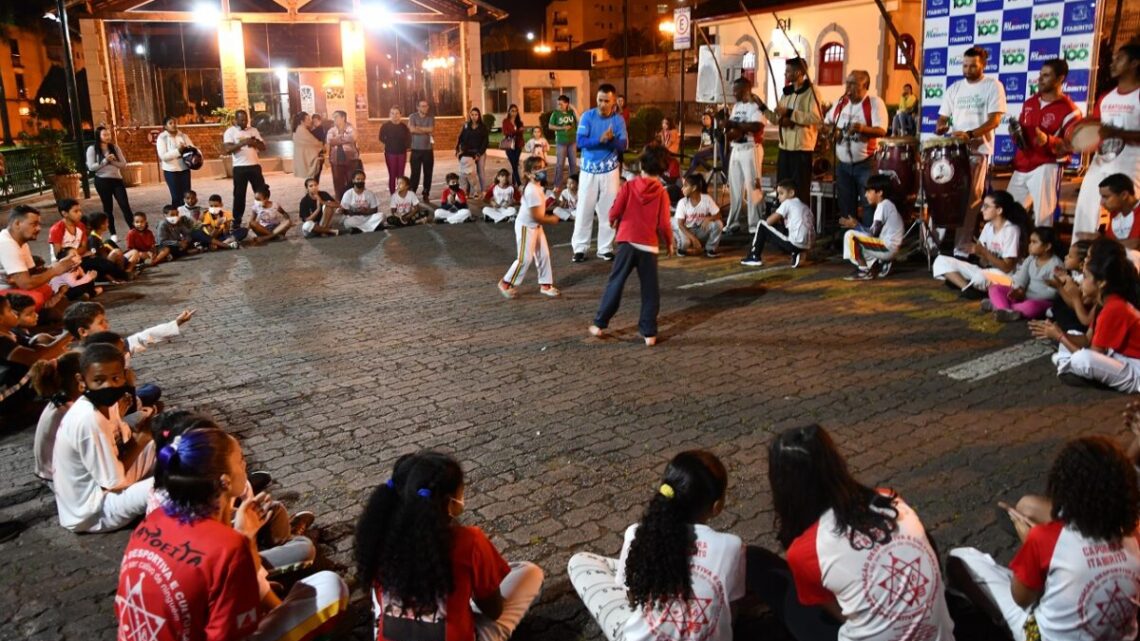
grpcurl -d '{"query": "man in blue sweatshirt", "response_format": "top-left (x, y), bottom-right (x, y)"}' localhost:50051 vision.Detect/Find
top-left (571, 83), bottom-right (629, 263)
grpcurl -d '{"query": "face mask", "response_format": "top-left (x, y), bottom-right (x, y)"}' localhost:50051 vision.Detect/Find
top-left (353, 181), bottom-right (365, 189)
top-left (166, 216), bottom-right (180, 225)
top-left (208, 206), bottom-right (221, 214)
top-left (448, 182), bottom-right (459, 189)
top-left (85, 385), bottom-right (130, 408)
top-left (534, 170), bottom-right (548, 184)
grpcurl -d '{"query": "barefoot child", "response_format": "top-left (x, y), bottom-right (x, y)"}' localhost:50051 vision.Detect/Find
top-left (984, 226), bottom-right (1063, 322)
top-left (553, 173), bottom-right (578, 221)
top-left (249, 187), bottom-right (293, 243)
top-left (482, 169), bottom-right (518, 223)
top-left (498, 156), bottom-right (561, 299)
top-left (673, 173), bottom-right (723, 258)
top-left (435, 173), bottom-right (472, 224)
top-left (298, 179), bottom-right (342, 237)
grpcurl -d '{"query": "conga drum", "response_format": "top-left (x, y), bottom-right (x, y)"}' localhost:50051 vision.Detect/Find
top-left (921, 138), bottom-right (971, 227)
top-left (874, 136), bottom-right (919, 210)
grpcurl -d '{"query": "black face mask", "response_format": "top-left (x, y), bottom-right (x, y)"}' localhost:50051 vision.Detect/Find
top-left (534, 170), bottom-right (548, 185)
top-left (353, 182), bottom-right (365, 189)
top-left (448, 182), bottom-right (459, 189)
top-left (85, 385), bottom-right (131, 408)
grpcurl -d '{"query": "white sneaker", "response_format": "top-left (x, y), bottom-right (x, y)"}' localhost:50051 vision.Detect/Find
top-left (540, 285), bottom-right (562, 298)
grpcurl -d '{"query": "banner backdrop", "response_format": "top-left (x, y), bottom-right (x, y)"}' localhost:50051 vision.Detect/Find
top-left (920, 0), bottom-right (1098, 166)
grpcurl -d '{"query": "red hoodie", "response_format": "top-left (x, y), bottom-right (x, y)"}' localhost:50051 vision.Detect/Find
top-left (609, 176), bottom-right (674, 250)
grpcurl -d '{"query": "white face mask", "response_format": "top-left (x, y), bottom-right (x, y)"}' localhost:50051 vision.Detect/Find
top-left (166, 216), bottom-right (180, 225)
top-left (208, 206), bottom-right (222, 214)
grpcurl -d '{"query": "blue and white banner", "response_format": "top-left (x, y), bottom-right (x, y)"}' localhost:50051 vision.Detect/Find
top-left (921, 0), bottom-right (1098, 165)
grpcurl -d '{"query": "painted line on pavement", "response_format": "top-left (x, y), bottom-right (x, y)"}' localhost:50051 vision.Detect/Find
top-left (677, 265), bottom-right (791, 290)
top-left (939, 339), bottom-right (1054, 382)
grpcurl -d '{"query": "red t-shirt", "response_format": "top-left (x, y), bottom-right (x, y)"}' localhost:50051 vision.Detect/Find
top-left (1012, 94), bottom-right (1081, 173)
top-left (373, 525), bottom-right (509, 641)
top-left (1106, 203), bottom-right (1140, 241)
top-left (127, 228), bottom-right (157, 252)
top-left (116, 509), bottom-right (261, 641)
top-left (48, 220), bottom-right (88, 251)
top-left (1092, 294), bottom-right (1140, 358)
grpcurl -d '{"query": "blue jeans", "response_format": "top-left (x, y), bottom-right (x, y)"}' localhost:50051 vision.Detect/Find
top-left (593, 243), bottom-right (660, 337)
top-left (506, 148), bottom-right (523, 186)
top-left (836, 160), bottom-right (873, 227)
top-left (554, 142), bottom-right (578, 188)
top-left (163, 170), bottom-right (191, 208)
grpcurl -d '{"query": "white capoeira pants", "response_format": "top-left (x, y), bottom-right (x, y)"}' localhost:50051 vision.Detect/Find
top-left (1053, 343), bottom-right (1140, 393)
top-left (484, 206), bottom-right (517, 223)
top-left (553, 205), bottom-right (575, 221)
top-left (1007, 164), bottom-right (1062, 227)
top-left (727, 142), bottom-right (761, 232)
top-left (947, 548), bottom-right (1029, 641)
top-left (843, 230), bottom-right (896, 267)
top-left (1073, 148), bottom-right (1140, 235)
top-left (572, 169), bottom-right (620, 256)
top-left (343, 213), bottom-right (385, 233)
top-left (932, 255), bottom-right (1012, 292)
top-left (502, 223), bottom-right (553, 287)
top-left (568, 552), bottom-right (634, 641)
top-left (251, 571), bottom-right (349, 641)
top-left (435, 208), bottom-right (472, 224)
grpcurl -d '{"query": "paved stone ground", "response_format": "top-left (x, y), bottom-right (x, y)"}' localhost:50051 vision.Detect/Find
top-left (0, 156), bottom-right (1128, 641)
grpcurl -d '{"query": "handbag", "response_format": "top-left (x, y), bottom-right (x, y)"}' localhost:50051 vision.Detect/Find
top-left (499, 136), bottom-right (515, 151)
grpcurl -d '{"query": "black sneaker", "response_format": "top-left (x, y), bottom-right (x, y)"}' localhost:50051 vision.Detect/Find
top-left (705, 249), bottom-right (718, 258)
top-left (790, 252), bottom-right (802, 268)
top-left (740, 255), bottom-right (763, 267)
top-left (878, 260), bottom-right (892, 277)
top-left (601, 252), bottom-right (615, 261)
top-left (958, 288), bottom-right (986, 300)
top-left (572, 252), bottom-right (586, 263)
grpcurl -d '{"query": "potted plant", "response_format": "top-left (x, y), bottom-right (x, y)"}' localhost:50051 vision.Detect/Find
top-left (19, 128), bottom-right (82, 200)
top-left (211, 107), bottom-right (237, 178)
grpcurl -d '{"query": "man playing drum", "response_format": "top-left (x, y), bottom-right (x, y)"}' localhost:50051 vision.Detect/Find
top-left (1008, 58), bottom-right (1081, 227)
top-left (824, 70), bottom-right (888, 228)
top-left (935, 46), bottom-right (1007, 257)
top-left (1073, 41), bottom-right (1140, 236)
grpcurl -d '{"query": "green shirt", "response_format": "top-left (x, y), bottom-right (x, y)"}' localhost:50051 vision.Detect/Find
top-left (550, 109), bottom-right (578, 145)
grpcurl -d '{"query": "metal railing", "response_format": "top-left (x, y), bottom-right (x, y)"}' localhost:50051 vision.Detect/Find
top-left (0, 142), bottom-right (83, 203)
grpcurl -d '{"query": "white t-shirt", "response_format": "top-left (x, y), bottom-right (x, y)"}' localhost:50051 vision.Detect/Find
top-left (825, 95), bottom-right (889, 164)
top-left (35, 401), bottom-right (70, 481)
top-left (389, 191), bottom-right (421, 216)
top-left (559, 189), bottom-right (578, 209)
top-left (52, 396), bottom-right (141, 531)
top-left (675, 193), bottom-right (720, 227)
top-left (1113, 211), bottom-right (1136, 240)
top-left (873, 199), bottom-right (905, 252)
top-left (490, 185), bottom-right (517, 208)
top-left (978, 220), bottom-right (1021, 267)
top-left (0, 229), bottom-right (35, 289)
top-left (787, 496), bottom-right (954, 641)
top-left (517, 182), bottom-right (545, 228)
top-left (340, 188), bottom-right (380, 214)
top-left (938, 76), bottom-right (1007, 156)
top-left (253, 201), bottom-right (286, 228)
top-left (1096, 87), bottom-right (1140, 159)
top-left (777, 198), bottom-right (815, 249)
top-left (729, 101), bottom-right (763, 145)
top-left (615, 523), bottom-right (745, 641)
top-left (223, 125), bottom-right (263, 167)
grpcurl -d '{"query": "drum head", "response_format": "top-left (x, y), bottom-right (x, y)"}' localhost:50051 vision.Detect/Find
top-left (1067, 119), bottom-right (1101, 154)
top-left (879, 136), bottom-right (918, 147)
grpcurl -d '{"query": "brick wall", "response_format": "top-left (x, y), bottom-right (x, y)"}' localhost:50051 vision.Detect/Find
top-left (353, 117), bottom-right (465, 154)
top-left (113, 124), bottom-right (228, 166)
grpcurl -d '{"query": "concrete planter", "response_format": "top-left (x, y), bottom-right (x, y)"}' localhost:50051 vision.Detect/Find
top-left (50, 173), bottom-right (83, 201)
top-left (122, 162), bottom-right (144, 186)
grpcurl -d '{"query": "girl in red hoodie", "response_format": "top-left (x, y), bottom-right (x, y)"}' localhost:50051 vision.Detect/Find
top-left (589, 145), bottom-right (675, 346)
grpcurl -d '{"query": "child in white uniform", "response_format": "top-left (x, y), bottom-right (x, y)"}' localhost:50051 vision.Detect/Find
top-left (483, 170), bottom-right (519, 223)
top-left (933, 190), bottom-right (1025, 296)
top-left (498, 157), bottom-right (561, 299)
top-left (840, 174), bottom-right (904, 280)
top-left (741, 179), bottom-right (814, 268)
top-left (554, 174), bottom-right (579, 221)
top-left (434, 173), bottom-right (472, 224)
top-left (673, 174), bottom-right (723, 257)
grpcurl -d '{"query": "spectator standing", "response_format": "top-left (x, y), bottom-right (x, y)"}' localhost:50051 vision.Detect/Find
top-left (324, 110), bottom-right (361, 202)
top-left (409, 99), bottom-right (436, 202)
top-left (380, 107), bottom-right (412, 196)
top-left (290, 111), bottom-right (324, 182)
top-left (457, 107), bottom-right (490, 195)
top-left (550, 95), bottom-right (579, 189)
top-left (155, 116), bottom-right (194, 208)
top-left (222, 109), bottom-right (268, 228)
top-left (86, 126), bottom-right (134, 237)
top-left (502, 104), bottom-right (525, 188)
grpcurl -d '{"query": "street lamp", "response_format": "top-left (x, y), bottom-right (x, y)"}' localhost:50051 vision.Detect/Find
top-left (534, 43), bottom-right (552, 54)
top-left (658, 20), bottom-right (675, 34)
top-left (526, 32), bottom-right (535, 41)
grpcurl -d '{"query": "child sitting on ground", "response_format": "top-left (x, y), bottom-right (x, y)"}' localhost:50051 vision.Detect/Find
top-left (86, 212), bottom-right (140, 275)
top-left (498, 157), bottom-right (561, 299)
top-left (192, 195), bottom-right (240, 250)
top-left (1041, 240), bottom-right (1093, 333)
top-left (178, 190), bottom-right (203, 222)
top-left (836, 174), bottom-right (902, 279)
top-left (568, 450), bottom-right (744, 641)
top-left (524, 126), bottom-right (550, 161)
top-left (298, 179), bottom-right (343, 237)
top-left (249, 187), bottom-right (293, 243)
top-left (983, 226), bottom-right (1063, 322)
top-left (482, 169), bottom-right (519, 223)
top-left (435, 173), bottom-right (472, 224)
top-left (742, 178), bottom-right (815, 268)
top-left (126, 213), bottom-right (168, 266)
top-left (674, 173), bottom-right (723, 258)
top-left (0, 294), bottom-right (72, 421)
top-left (932, 190), bottom-right (1026, 298)
top-left (49, 247), bottom-right (100, 300)
top-left (387, 176), bottom-right (429, 227)
top-left (50, 199), bottom-right (127, 283)
top-left (63, 301), bottom-right (194, 357)
top-left (31, 350), bottom-right (82, 482)
top-left (8, 293), bottom-right (54, 346)
top-left (339, 170), bottom-right (385, 233)
top-left (553, 173), bottom-right (578, 221)
top-left (155, 205), bottom-right (194, 260)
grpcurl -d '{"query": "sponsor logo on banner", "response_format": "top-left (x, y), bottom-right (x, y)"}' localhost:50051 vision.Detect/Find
top-left (1001, 44), bottom-right (1029, 71)
top-left (1062, 1), bottom-right (1095, 35)
top-left (950, 0), bottom-right (974, 13)
top-left (921, 106), bottom-right (942, 134)
top-left (1060, 39), bottom-right (1091, 64)
top-left (975, 12), bottom-right (1001, 40)
top-left (1028, 38), bottom-right (1061, 70)
top-left (977, 0), bottom-right (1003, 11)
top-left (1001, 8), bottom-right (1033, 40)
top-left (925, 18), bottom-right (950, 46)
top-left (926, 0), bottom-right (950, 18)
top-left (995, 135), bottom-right (1016, 164)
top-left (924, 48), bottom-right (948, 76)
top-left (1003, 0), bottom-right (1034, 7)
top-left (923, 79), bottom-right (946, 100)
top-left (1063, 68), bottom-right (1090, 101)
top-left (1028, 78), bottom-right (1040, 95)
top-left (980, 43), bottom-right (1000, 72)
top-left (949, 47), bottom-right (966, 70)
top-left (1032, 7), bottom-right (1063, 38)
top-left (1000, 73), bottom-right (1027, 103)
top-left (949, 15), bottom-right (975, 44)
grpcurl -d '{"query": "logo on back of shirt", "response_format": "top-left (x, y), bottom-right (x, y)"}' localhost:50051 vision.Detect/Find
top-left (862, 534), bottom-right (942, 622)
top-left (645, 564), bottom-right (726, 641)
top-left (1077, 568), bottom-right (1139, 639)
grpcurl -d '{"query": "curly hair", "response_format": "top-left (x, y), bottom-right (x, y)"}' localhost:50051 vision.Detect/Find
top-left (1086, 238), bottom-right (1140, 308)
top-left (625, 450), bottom-right (727, 610)
top-left (1047, 436), bottom-right (1139, 541)
top-left (355, 451), bottom-right (462, 617)
top-left (769, 424), bottom-right (898, 549)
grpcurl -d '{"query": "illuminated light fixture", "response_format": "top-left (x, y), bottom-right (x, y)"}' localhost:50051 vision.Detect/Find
top-left (357, 3), bottom-right (388, 27)
top-left (533, 43), bottom-right (552, 54)
top-left (526, 32), bottom-right (535, 41)
top-left (134, 44), bottom-right (147, 55)
top-left (658, 19), bottom-right (675, 34)
top-left (194, 3), bottom-right (221, 25)
top-left (19, 107), bottom-right (30, 116)
top-left (421, 56), bottom-right (455, 71)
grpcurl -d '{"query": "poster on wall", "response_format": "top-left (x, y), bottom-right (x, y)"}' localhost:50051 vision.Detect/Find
top-left (920, 0), bottom-right (1098, 166)
top-left (325, 86), bottom-right (347, 119)
top-left (300, 86), bottom-right (316, 114)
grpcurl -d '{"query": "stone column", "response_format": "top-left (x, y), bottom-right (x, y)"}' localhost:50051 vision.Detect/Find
top-left (463, 21), bottom-right (482, 112)
top-left (218, 20), bottom-right (248, 109)
top-left (79, 19), bottom-right (112, 127)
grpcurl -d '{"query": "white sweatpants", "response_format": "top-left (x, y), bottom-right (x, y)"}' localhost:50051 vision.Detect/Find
top-left (502, 224), bottom-right (553, 287)
top-left (553, 206), bottom-right (575, 221)
top-left (727, 142), bottom-right (760, 232)
top-left (1007, 164), bottom-right (1061, 227)
top-left (572, 169), bottom-right (620, 256)
top-left (435, 208), bottom-right (472, 224)
top-left (947, 548), bottom-right (1028, 641)
top-left (251, 571), bottom-right (350, 641)
top-left (567, 552), bottom-right (633, 641)
top-left (82, 440), bottom-right (157, 533)
top-left (1073, 148), bottom-right (1140, 235)
top-left (343, 213), bottom-right (385, 233)
top-left (932, 255), bottom-right (1012, 292)
top-left (484, 206), bottom-right (517, 223)
top-left (1053, 343), bottom-right (1140, 393)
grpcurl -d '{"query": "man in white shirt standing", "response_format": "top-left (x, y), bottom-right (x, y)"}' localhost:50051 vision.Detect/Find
top-left (824, 70), bottom-right (888, 228)
top-left (935, 46), bottom-right (1006, 257)
top-left (724, 77), bottom-right (765, 234)
top-left (222, 109), bottom-right (268, 228)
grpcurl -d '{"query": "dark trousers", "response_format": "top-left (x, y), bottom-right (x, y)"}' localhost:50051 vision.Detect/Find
top-left (836, 160), bottom-right (873, 227)
top-left (686, 147), bottom-right (715, 175)
top-left (93, 176), bottom-right (134, 235)
top-left (82, 255), bottom-right (128, 282)
top-left (384, 152), bottom-right (407, 194)
top-left (777, 150), bottom-right (813, 209)
top-left (593, 243), bottom-right (661, 337)
top-left (506, 148), bottom-right (522, 186)
top-left (231, 165), bottom-right (267, 227)
top-left (749, 224), bottom-right (801, 258)
top-left (163, 170), bottom-right (191, 208)
top-left (331, 159), bottom-right (363, 202)
top-left (746, 546), bottom-right (841, 641)
top-left (410, 149), bottom-right (434, 198)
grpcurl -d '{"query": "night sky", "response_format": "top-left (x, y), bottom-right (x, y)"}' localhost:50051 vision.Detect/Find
top-left (487, 0), bottom-right (549, 34)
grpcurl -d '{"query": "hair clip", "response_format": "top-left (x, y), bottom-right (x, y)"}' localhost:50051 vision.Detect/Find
top-left (659, 483), bottom-right (675, 500)
top-left (385, 479), bottom-right (394, 489)
top-left (417, 488), bottom-right (432, 499)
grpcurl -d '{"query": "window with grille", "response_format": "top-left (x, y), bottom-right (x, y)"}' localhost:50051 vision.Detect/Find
top-left (895, 35), bottom-right (915, 70)
top-left (819, 42), bottom-right (845, 86)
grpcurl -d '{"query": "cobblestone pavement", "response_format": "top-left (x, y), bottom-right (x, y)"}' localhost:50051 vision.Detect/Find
top-left (0, 157), bottom-right (1127, 640)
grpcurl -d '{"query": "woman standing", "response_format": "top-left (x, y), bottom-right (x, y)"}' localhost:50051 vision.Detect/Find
top-left (290, 111), bottom-right (324, 182)
top-left (86, 126), bottom-right (134, 236)
top-left (502, 104), bottom-right (524, 187)
top-left (155, 116), bottom-right (194, 208)
top-left (458, 107), bottom-right (490, 194)
top-left (379, 107), bottom-right (411, 195)
top-left (325, 110), bottom-right (360, 201)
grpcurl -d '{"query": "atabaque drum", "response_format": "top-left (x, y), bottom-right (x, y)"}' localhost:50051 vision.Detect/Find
top-left (921, 138), bottom-right (971, 227)
top-left (874, 136), bottom-right (918, 210)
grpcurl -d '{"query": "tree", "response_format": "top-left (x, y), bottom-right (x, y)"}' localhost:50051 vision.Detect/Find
top-left (482, 23), bottom-right (530, 53)
top-left (603, 28), bottom-right (655, 60)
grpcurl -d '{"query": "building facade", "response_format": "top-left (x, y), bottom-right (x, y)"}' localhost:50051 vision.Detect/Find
top-left (482, 50), bottom-right (591, 123)
top-left (1, 22), bottom-right (87, 140)
top-left (545, 0), bottom-right (670, 53)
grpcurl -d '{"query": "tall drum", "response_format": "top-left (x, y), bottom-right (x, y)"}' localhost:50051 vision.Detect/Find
top-left (874, 136), bottom-right (918, 210)
top-left (921, 138), bottom-right (971, 227)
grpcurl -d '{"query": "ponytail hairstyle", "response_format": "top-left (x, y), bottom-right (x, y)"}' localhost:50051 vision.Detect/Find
top-left (156, 426), bottom-right (237, 523)
top-left (987, 190), bottom-right (1030, 257)
top-left (769, 424), bottom-right (898, 549)
top-left (355, 451), bottom-right (463, 616)
top-left (152, 410), bottom-right (219, 453)
top-left (683, 172), bottom-right (707, 194)
top-left (625, 450), bottom-right (728, 609)
top-left (1086, 238), bottom-right (1140, 308)
top-left (30, 350), bottom-right (83, 405)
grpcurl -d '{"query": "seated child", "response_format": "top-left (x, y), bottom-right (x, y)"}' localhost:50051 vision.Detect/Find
top-left (86, 211), bottom-right (140, 275)
top-left (32, 350), bottom-right (83, 481)
top-left (155, 205), bottom-right (194, 260)
top-left (8, 293), bottom-right (55, 346)
top-left (50, 199), bottom-right (127, 283)
top-left (192, 195), bottom-right (241, 250)
top-left (742, 178), bottom-right (814, 268)
top-left (249, 187), bottom-right (293, 243)
top-left (984, 226), bottom-right (1062, 322)
top-left (553, 173), bottom-right (578, 221)
top-left (298, 179), bottom-right (343, 237)
top-left (63, 301), bottom-right (194, 357)
top-left (177, 190), bottom-right (203, 222)
top-left (0, 294), bottom-right (72, 421)
top-left (387, 176), bottom-right (428, 227)
top-left (932, 190), bottom-right (1025, 297)
top-left (1042, 240), bottom-right (1093, 334)
top-left (48, 247), bottom-right (100, 300)
top-left (339, 170), bottom-right (385, 233)
top-left (568, 451), bottom-right (744, 641)
top-left (673, 173), bottom-right (723, 258)
top-left (435, 173), bottom-right (472, 224)
top-left (126, 213), bottom-right (169, 266)
top-left (483, 169), bottom-right (519, 224)
top-left (524, 126), bottom-right (550, 161)
top-left (837, 174), bottom-right (902, 279)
